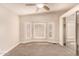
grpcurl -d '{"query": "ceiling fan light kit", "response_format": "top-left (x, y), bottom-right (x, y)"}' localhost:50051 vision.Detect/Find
top-left (25, 3), bottom-right (50, 11)
top-left (36, 4), bottom-right (50, 11)
top-left (36, 4), bottom-right (45, 8)
top-left (43, 5), bottom-right (50, 10)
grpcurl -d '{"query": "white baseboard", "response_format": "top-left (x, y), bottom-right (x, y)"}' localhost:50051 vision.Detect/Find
top-left (0, 41), bottom-right (20, 56)
top-left (20, 39), bottom-right (58, 44)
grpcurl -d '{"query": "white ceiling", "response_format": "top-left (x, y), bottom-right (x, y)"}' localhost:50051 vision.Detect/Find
top-left (1, 3), bottom-right (78, 15)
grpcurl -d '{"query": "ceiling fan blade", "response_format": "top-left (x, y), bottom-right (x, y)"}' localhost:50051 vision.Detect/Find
top-left (43, 5), bottom-right (50, 11)
top-left (25, 4), bottom-right (35, 6)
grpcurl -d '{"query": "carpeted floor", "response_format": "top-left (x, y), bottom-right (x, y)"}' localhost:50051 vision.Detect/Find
top-left (4, 42), bottom-right (75, 56)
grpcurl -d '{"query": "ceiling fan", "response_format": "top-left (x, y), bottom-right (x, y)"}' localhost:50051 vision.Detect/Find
top-left (25, 3), bottom-right (50, 11)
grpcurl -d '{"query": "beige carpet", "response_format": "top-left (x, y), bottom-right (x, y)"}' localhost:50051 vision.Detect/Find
top-left (4, 42), bottom-right (75, 56)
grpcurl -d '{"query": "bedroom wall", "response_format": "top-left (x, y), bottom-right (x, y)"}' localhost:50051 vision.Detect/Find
top-left (0, 5), bottom-right (19, 55)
